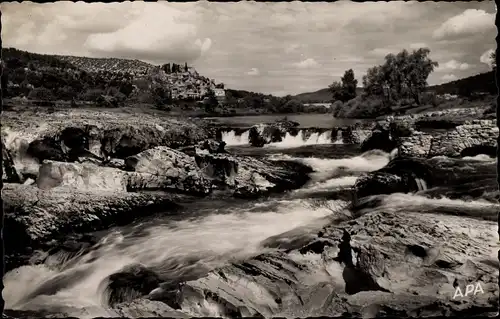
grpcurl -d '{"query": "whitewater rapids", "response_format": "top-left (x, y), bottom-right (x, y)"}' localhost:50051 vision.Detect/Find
top-left (221, 128), bottom-right (342, 147)
top-left (3, 147), bottom-right (498, 318)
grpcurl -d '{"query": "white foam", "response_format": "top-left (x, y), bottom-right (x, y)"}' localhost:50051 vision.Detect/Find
top-left (221, 130), bottom-right (251, 146)
top-left (462, 154), bottom-right (496, 162)
top-left (3, 198), bottom-right (336, 317)
top-left (221, 128), bottom-right (337, 148)
top-left (267, 130), bottom-right (332, 148)
top-left (270, 150), bottom-right (390, 181)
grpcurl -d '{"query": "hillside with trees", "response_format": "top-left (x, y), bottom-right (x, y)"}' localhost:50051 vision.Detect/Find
top-left (1, 48), bottom-right (328, 115)
top-left (427, 71), bottom-right (496, 97)
top-left (1, 48), bottom-right (220, 110)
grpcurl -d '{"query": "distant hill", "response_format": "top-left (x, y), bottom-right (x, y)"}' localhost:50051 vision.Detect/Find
top-left (292, 87), bottom-right (364, 103)
top-left (427, 71), bottom-right (496, 96)
top-left (292, 70), bottom-right (496, 103)
top-left (1, 47), bottom-right (219, 107)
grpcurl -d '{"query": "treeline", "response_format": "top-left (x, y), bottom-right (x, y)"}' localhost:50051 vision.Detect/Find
top-left (429, 71), bottom-right (496, 97)
top-left (221, 89), bottom-right (328, 114)
top-left (330, 48), bottom-right (496, 118)
top-left (1, 48), bottom-right (135, 107)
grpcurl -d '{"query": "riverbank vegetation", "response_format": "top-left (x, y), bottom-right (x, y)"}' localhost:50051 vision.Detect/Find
top-left (328, 48), bottom-right (496, 118)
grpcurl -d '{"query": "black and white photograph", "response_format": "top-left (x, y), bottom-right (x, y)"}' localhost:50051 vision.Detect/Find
top-left (1, 1), bottom-right (499, 318)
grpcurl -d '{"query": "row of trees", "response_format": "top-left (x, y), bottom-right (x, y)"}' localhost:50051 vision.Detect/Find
top-left (331, 48), bottom-right (497, 113)
top-left (330, 48), bottom-right (439, 107)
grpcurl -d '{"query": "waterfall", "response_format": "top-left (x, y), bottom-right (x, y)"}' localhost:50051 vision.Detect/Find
top-left (333, 130), bottom-right (343, 144)
top-left (221, 130), bottom-right (250, 146)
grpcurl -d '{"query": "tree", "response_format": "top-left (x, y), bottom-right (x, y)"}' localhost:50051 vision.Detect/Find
top-left (341, 69), bottom-right (358, 101)
top-left (330, 69), bottom-right (358, 103)
top-left (362, 48), bottom-right (438, 105)
top-left (491, 51), bottom-right (496, 70)
top-left (329, 81), bottom-right (344, 102)
top-left (184, 62), bottom-right (188, 72)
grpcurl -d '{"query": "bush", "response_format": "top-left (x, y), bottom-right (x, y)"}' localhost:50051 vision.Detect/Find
top-left (420, 91), bottom-right (440, 107)
top-left (337, 95), bottom-right (391, 118)
top-left (331, 100), bottom-right (344, 117)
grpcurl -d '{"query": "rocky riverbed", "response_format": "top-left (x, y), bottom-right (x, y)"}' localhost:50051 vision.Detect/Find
top-left (2, 107), bottom-right (498, 318)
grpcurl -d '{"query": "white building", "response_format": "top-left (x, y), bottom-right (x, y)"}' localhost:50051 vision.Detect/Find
top-left (214, 88), bottom-right (225, 97)
top-left (214, 88), bottom-right (226, 102)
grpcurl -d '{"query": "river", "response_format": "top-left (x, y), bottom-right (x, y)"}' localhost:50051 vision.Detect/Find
top-left (3, 118), bottom-right (498, 318)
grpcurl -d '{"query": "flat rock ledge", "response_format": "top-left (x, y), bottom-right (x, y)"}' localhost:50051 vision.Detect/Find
top-left (2, 183), bottom-right (181, 270)
top-left (174, 210), bottom-right (498, 318)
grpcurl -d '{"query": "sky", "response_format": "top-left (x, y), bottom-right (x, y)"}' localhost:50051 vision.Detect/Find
top-left (1, 1), bottom-right (497, 96)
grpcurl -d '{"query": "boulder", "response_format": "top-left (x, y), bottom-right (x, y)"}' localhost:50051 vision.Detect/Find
top-left (247, 119), bottom-right (300, 147)
top-left (174, 209), bottom-right (498, 317)
top-left (101, 123), bottom-right (208, 159)
top-left (353, 157), bottom-right (435, 200)
top-left (102, 264), bottom-right (162, 306)
top-left (195, 152), bottom-right (313, 198)
top-left (27, 137), bottom-right (67, 163)
top-left (125, 146), bottom-right (212, 196)
top-left (360, 128), bottom-right (397, 153)
top-left (354, 156), bottom-right (497, 201)
top-left (37, 161), bottom-right (128, 192)
top-left (248, 126), bottom-right (266, 147)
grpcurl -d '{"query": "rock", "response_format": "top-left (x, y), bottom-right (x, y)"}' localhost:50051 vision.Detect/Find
top-left (353, 157), bottom-right (435, 199)
top-left (248, 126), bottom-right (266, 147)
top-left (197, 139), bottom-right (227, 154)
top-left (354, 172), bottom-right (413, 200)
top-left (27, 138), bottom-right (67, 163)
top-left (360, 128), bottom-right (398, 153)
top-left (2, 139), bottom-right (22, 183)
top-left (112, 299), bottom-right (188, 318)
top-left (398, 133), bottom-right (433, 158)
top-left (3, 110), bottom-right (210, 165)
top-left (247, 119), bottom-right (301, 147)
top-left (102, 264), bottom-right (162, 306)
top-left (101, 123), bottom-right (208, 159)
top-left (194, 152), bottom-right (313, 198)
top-left (2, 183), bottom-right (180, 271)
top-left (174, 209), bottom-right (498, 317)
top-left (354, 156), bottom-right (497, 201)
top-left (37, 161), bottom-right (129, 192)
top-left (106, 158), bottom-right (126, 169)
top-left (125, 146), bottom-right (212, 195)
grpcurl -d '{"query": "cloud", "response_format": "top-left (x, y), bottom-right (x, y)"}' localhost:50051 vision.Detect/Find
top-left (480, 49), bottom-right (495, 66)
top-left (293, 58), bottom-right (320, 69)
top-left (442, 74), bottom-right (457, 81)
top-left (369, 48), bottom-right (393, 58)
top-left (410, 43), bottom-right (428, 49)
top-left (433, 9), bottom-right (495, 39)
top-left (247, 68), bottom-right (260, 76)
top-left (83, 4), bottom-right (209, 63)
top-left (195, 38), bottom-right (213, 54)
top-left (437, 59), bottom-right (470, 71)
top-left (285, 44), bottom-right (300, 54)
